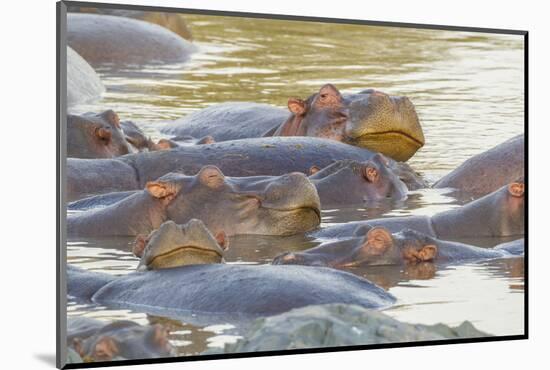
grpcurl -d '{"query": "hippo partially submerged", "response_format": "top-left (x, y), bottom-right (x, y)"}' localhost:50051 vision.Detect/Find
top-left (67, 317), bottom-right (173, 363)
top-left (162, 85), bottom-right (425, 161)
top-left (67, 219), bottom-right (395, 320)
top-left (67, 46), bottom-right (104, 106)
top-left (67, 14), bottom-right (196, 66)
top-left (68, 157), bottom-right (407, 212)
top-left (274, 226), bottom-right (524, 268)
top-left (312, 182), bottom-right (525, 240)
top-left (67, 110), bottom-right (135, 159)
top-left (66, 136), bottom-right (424, 201)
top-left (68, 166), bottom-right (320, 237)
top-left (434, 134), bottom-right (524, 196)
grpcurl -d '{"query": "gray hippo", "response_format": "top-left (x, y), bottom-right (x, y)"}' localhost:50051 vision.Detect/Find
top-left (68, 110), bottom-right (135, 159)
top-left (67, 317), bottom-right (173, 363)
top-left (67, 46), bottom-right (104, 106)
top-left (68, 8), bottom-right (193, 40)
top-left (162, 84), bottom-right (425, 161)
top-left (434, 134), bottom-right (524, 196)
top-left (68, 156), bottom-right (407, 211)
top-left (66, 136), bottom-right (425, 201)
top-left (274, 226), bottom-right (524, 268)
top-left (68, 166), bottom-right (320, 237)
top-left (312, 181), bottom-right (524, 240)
top-left (67, 14), bottom-right (196, 66)
top-left (67, 220), bottom-right (395, 320)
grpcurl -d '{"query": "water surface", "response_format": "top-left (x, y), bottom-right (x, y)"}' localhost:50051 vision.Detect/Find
top-left (67, 13), bottom-right (524, 355)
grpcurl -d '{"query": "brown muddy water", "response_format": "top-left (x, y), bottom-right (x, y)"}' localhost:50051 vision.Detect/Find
top-left (67, 13), bottom-right (525, 357)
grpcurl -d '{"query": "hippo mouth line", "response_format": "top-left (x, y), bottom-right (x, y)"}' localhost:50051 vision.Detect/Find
top-left (353, 130), bottom-right (425, 147)
top-left (147, 245), bottom-right (222, 266)
top-left (267, 206), bottom-right (321, 221)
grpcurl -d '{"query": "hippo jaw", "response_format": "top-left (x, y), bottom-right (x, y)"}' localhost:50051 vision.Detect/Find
top-left (343, 93), bottom-right (425, 161)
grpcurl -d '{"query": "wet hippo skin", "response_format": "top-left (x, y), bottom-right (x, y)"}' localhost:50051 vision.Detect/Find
top-left (312, 182), bottom-right (524, 240)
top-left (67, 264), bottom-right (395, 319)
top-left (274, 226), bottom-right (524, 268)
top-left (66, 136), bottom-right (424, 201)
top-left (162, 84), bottom-right (424, 161)
top-left (434, 134), bottom-right (524, 196)
top-left (68, 157), bottom-right (408, 211)
top-left (68, 166), bottom-right (321, 237)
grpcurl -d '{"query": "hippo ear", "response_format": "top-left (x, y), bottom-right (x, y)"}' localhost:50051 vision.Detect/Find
top-left (288, 98), bottom-right (307, 115)
top-left (363, 227), bottom-right (392, 255)
top-left (362, 163), bottom-right (380, 183)
top-left (317, 84), bottom-right (342, 105)
top-left (196, 135), bottom-right (215, 145)
top-left (155, 139), bottom-right (177, 151)
top-left (508, 182), bottom-right (524, 197)
top-left (93, 336), bottom-right (119, 361)
top-left (146, 180), bottom-right (181, 199)
top-left (309, 165), bottom-right (321, 175)
top-left (215, 231), bottom-right (229, 251)
top-left (100, 109), bottom-right (121, 129)
top-left (417, 245), bottom-right (437, 261)
top-left (95, 127), bottom-right (112, 143)
top-left (132, 234), bottom-right (149, 258)
top-left (403, 244), bottom-right (438, 263)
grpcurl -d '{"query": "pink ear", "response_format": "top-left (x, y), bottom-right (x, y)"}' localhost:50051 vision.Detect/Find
top-left (215, 231), bottom-right (229, 250)
top-left (288, 98), bottom-right (306, 115)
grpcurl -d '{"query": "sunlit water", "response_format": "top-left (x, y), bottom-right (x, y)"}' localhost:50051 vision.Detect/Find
top-left (67, 13), bottom-right (524, 357)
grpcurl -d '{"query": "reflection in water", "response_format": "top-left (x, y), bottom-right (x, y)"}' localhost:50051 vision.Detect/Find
top-left (67, 12), bottom-right (524, 358)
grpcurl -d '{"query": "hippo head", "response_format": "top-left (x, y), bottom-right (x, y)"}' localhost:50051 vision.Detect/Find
top-left (308, 155), bottom-right (408, 204)
top-left (273, 226), bottom-right (437, 268)
top-left (72, 322), bottom-right (173, 362)
top-left (134, 219), bottom-right (228, 271)
top-left (274, 84), bottom-right (425, 161)
top-left (67, 110), bottom-right (134, 158)
top-left (144, 166), bottom-right (321, 236)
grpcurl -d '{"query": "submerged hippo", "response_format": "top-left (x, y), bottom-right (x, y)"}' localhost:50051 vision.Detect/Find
top-left (68, 8), bottom-right (193, 40)
top-left (274, 226), bottom-right (524, 268)
top-left (67, 46), bottom-right (104, 106)
top-left (132, 220), bottom-right (229, 270)
top-left (68, 166), bottom-right (320, 237)
top-left (68, 110), bottom-right (135, 158)
top-left (67, 14), bottom-right (196, 66)
top-left (66, 137), bottom-right (424, 201)
top-left (67, 317), bottom-right (173, 363)
top-left (162, 84), bottom-right (425, 161)
top-left (68, 156), bottom-right (407, 212)
top-left (67, 220), bottom-right (395, 320)
top-left (312, 182), bottom-right (525, 240)
top-left (434, 134), bottom-right (524, 196)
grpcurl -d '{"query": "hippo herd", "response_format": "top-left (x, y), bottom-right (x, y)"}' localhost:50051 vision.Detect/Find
top-left (65, 9), bottom-right (525, 363)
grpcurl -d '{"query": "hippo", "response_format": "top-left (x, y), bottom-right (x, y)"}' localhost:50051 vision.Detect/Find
top-left (274, 226), bottom-right (524, 268)
top-left (433, 134), bottom-right (524, 196)
top-left (161, 84), bottom-right (425, 161)
top-left (132, 220), bottom-right (229, 270)
top-left (68, 156), bottom-right (407, 212)
top-left (67, 46), bottom-right (104, 106)
top-left (67, 317), bottom-right (173, 363)
top-left (68, 166), bottom-right (321, 237)
top-left (67, 14), bottom-right (196, 66)
top-left (67, 220), bottom-right (395, 321)
top-left (68, 8), bottom-right (193, 40)
top-left (312, 182), bottom-right (525, 240)
top-left (66, 136), bottom-right (425, 201)
top-left (67, 110), bottom-right (135, 159)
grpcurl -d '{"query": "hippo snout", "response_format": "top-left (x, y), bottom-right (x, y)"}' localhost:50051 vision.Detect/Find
top-left (264, 172), bottom-right (321, 212)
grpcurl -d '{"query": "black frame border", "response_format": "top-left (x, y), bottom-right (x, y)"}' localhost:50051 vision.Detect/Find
top-left (56, 1), bottom-right (529, 369)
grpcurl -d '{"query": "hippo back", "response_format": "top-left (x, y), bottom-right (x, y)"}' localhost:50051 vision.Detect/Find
top-left (89, 264), bottom-right (395, 318)
top-left (161, 102), bottom-right (288, 141)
